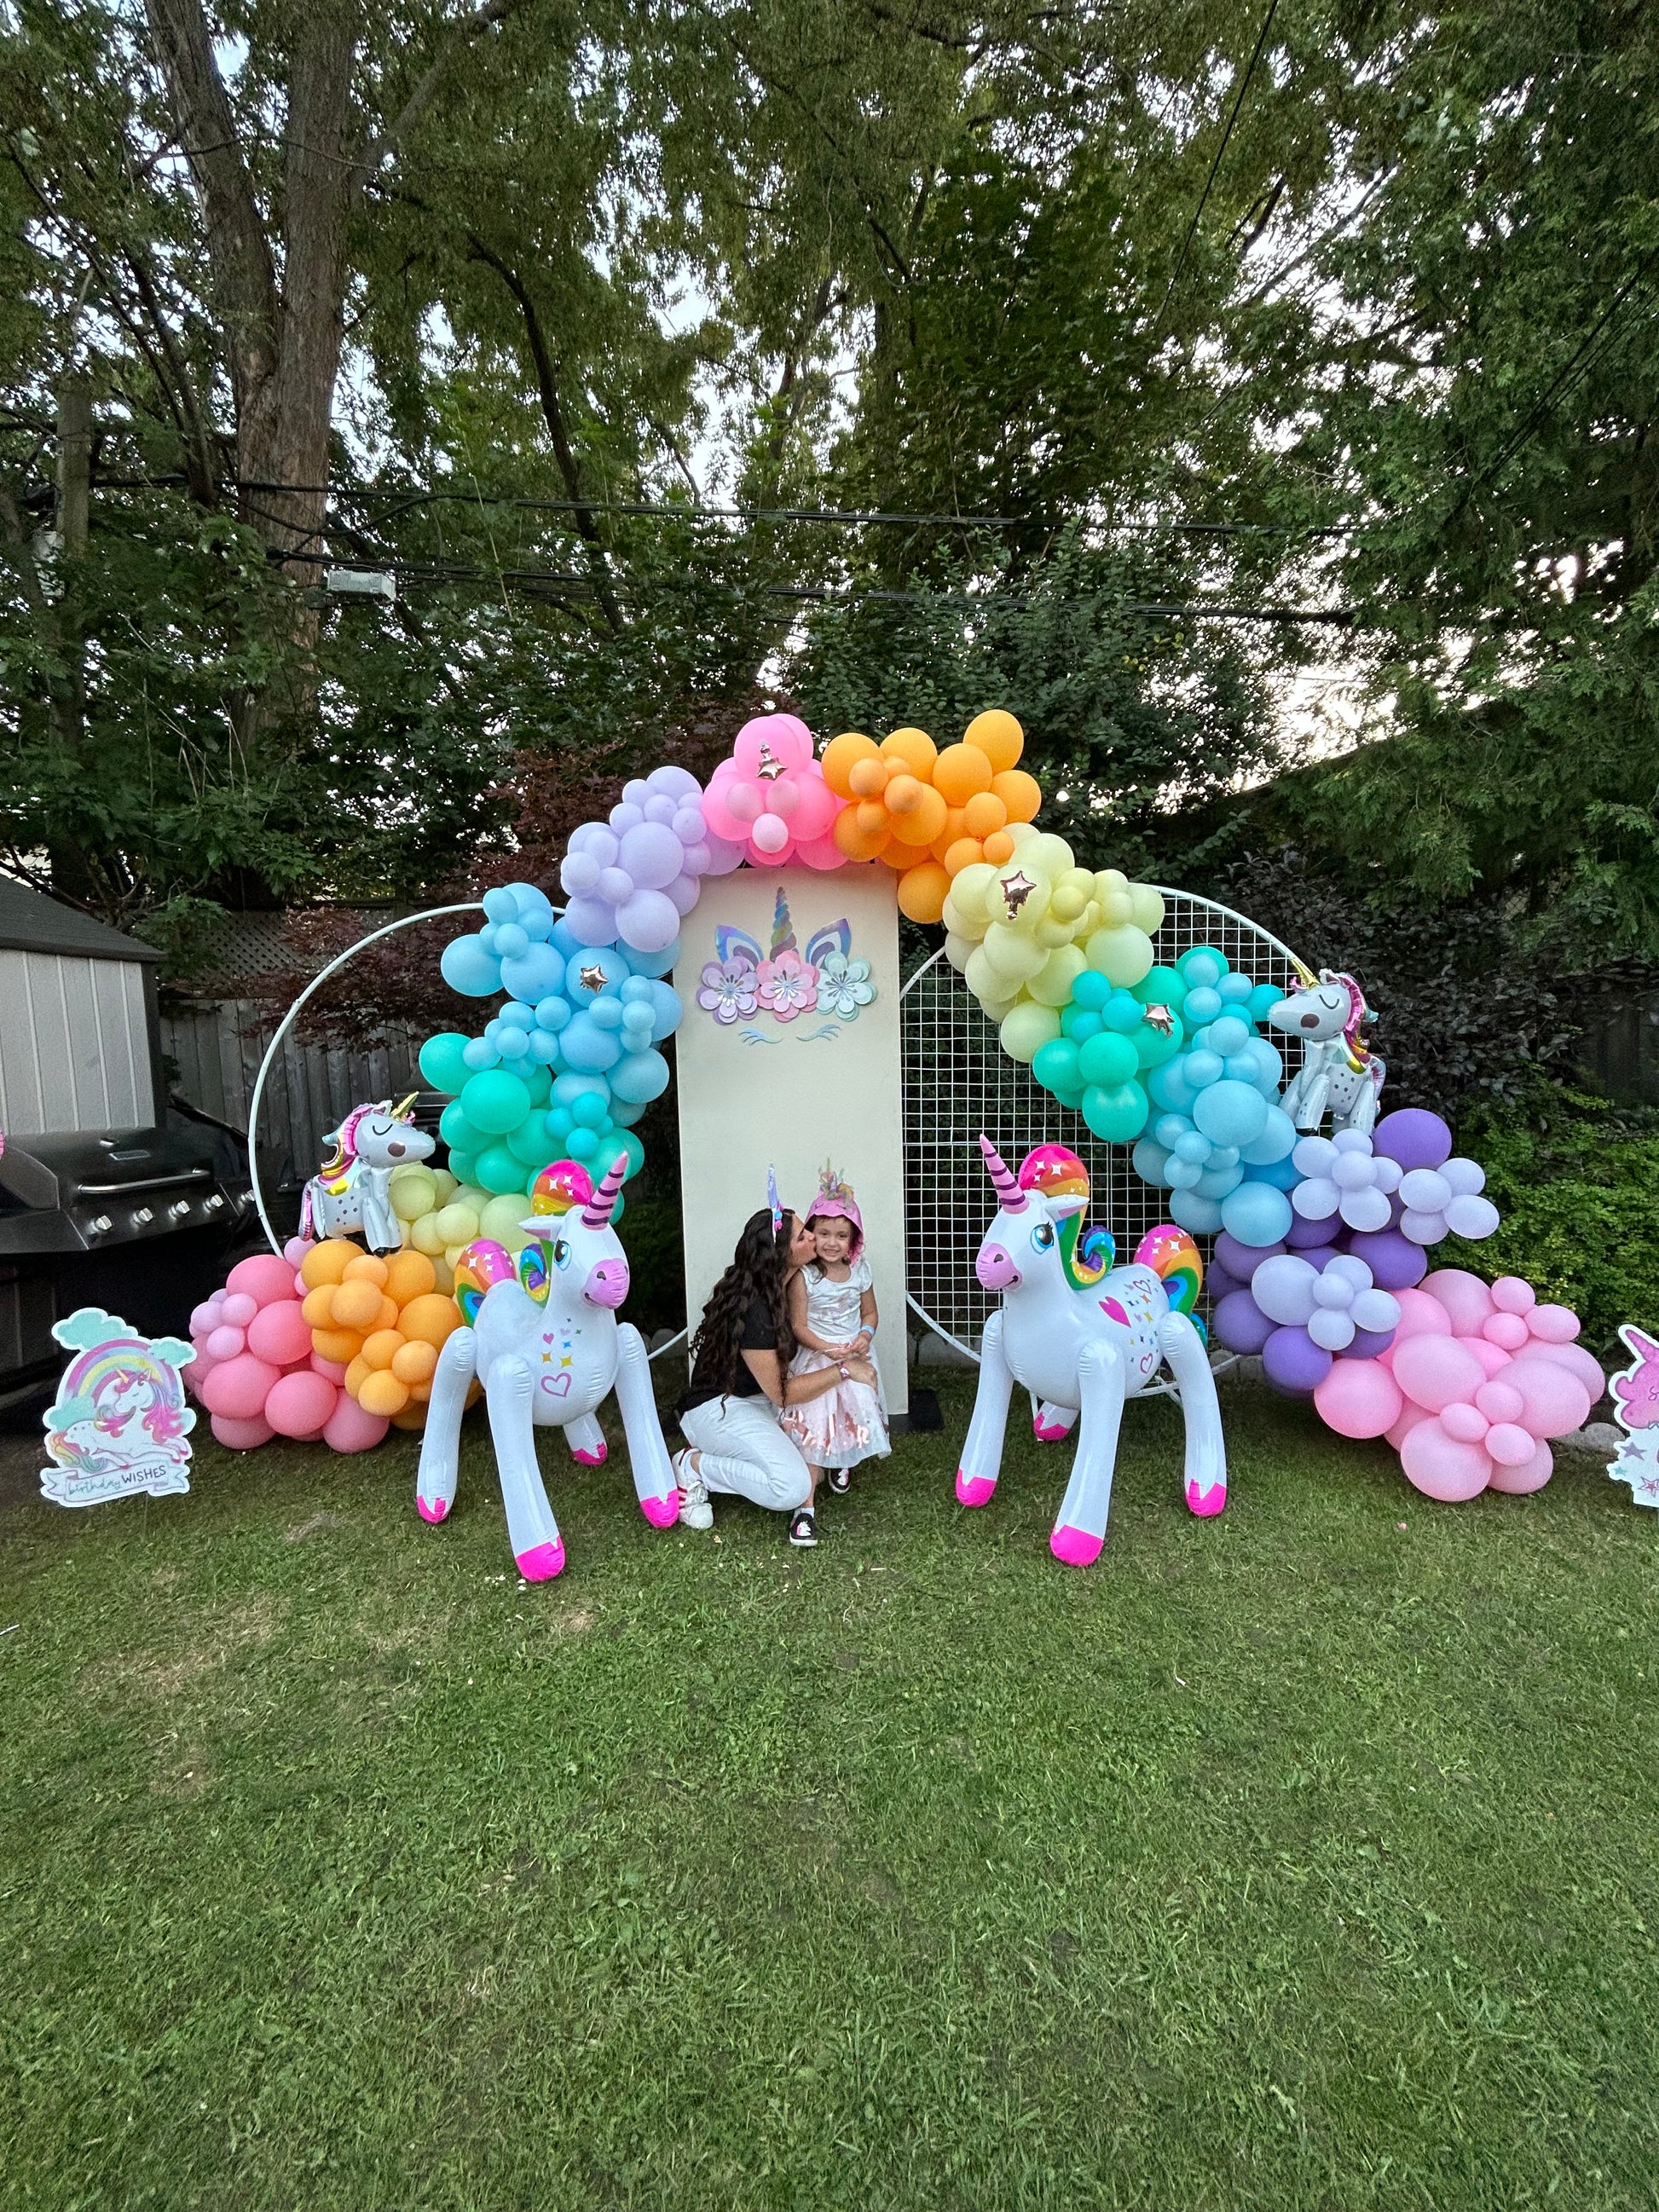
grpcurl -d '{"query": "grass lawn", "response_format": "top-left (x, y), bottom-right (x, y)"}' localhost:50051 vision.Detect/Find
top-left (3, 1373), bottom-right (1657, 2211)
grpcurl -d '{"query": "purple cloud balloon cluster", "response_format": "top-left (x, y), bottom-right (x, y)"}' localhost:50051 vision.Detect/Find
top-left (558, 765), bottom-right (743, 955)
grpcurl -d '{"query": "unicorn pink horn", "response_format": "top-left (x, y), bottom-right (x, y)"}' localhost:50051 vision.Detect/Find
top-left (979, 1134), bottom-right (1027, 1212)
top-left (582, 1152), bottom-right (630, 1229)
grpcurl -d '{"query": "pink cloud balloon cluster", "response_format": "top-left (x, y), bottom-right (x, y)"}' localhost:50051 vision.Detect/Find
top-left (1312, 1268), bottom-right (1604, 1501)
top-left (184, 1242), bottom-right (390, 1453)
top-left (700, 713), bottom-right (845, 869)
top-left (559, 764), bottom-right (744, 955)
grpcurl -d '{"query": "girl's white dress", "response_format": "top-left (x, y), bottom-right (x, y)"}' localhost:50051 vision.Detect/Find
top-left (782, 1257), bottom-right (891, 1470)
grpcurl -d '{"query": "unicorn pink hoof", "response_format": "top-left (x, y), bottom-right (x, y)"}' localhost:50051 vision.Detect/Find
top-left (416, 1494), bottom-right (448, 1524)
top-left (572, 1443), bottom-right (608, 1466)
top-left (517, 1539), bottom-right (566, 1581)
top-left (956, 1469), bottom-right (997, 1508)
top-left (1050, 1523), bottom-right (1103, 1568)
top-left (1185, 1478), bottom-right (1227, 1518)
top-left (638, 1493), bottom-right (679, 1529)
top-left (1032, 1413), bottom-right (1070, 1443)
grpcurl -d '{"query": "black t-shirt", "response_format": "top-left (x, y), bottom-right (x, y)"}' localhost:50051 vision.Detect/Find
top-left (679, 1294), bottom-right (778, 1414)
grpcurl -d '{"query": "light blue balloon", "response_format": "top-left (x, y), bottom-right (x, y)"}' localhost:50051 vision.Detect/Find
top-left (1132, 1138), bottom-right (1172, 1187)
top-left (1196, 1162), bottom-right (1244, 1201)
top-left (1147, 1060), bottom-right (1197, 1113)
top-left (527, 1028), bottom-right (563, 1066)
top-left (534, 995), bottom-right (571, 1033)
top-left (549, 919), bottom-right (581, 956)
top-left (1241, 1152), bottom-right (1301, 1190)
top-left (497, 1000), bottom-right (534, 1031)
top-left (1169, 1188), bottom-right (1225, 1235)
top-left (1184, 1048), bottom-right (1224, 1090)
top-left (610, 1047), bottom-right (671, 1105)
top-left (1172, 1129), bottom-right (1211, 1165)
top-left (560, 1010), bottom-right (622, 1073)
top-left (1176, 949), bottom-right (1225, 988)
top-left (545, 1106), bottom-right (574, 1142)
top-left (1182, 985), bottom-right (1223, 1025)
top-left (482, 887), bottom-right (518, 923)
top-left (589, 996), bottom-right (626, 1032)
top-left (1192, 1077), bottom-right (1269, 1148)
top-left (1239, 1104), bottom-right (1297, 1164)
top-left (461, 1036), bottom-right (500, 1071)
top-left (440, 934), bottom-right (503, 996)
top-left (1243, 1036), bottom-right (1284, 1090)
top-left (1154, 1112), bottom-right (1194, 1151)
top-left (1207, 1014), bottom-right (1251, 1057)
top-left (1217, 971), bottom-right (1254, 1003)
top-left (608, 1095), bottom-right (646, 1126)
top-left (1165, 1158), bottom-right (1204, 1191)
top-left (494, 922), bottom-right (529, 961)
top-left (1247, 982), bottom-right (1282, 1024)
top-left (569, 1090), bottom-right (610, 1129)
top-left (621, 937), bottom-right (679, 978)
top-left (1207, 1145), bottom-right (1240, 1170)
top-left (646, 981), bottom-right (683, 1039)
top-left (568, 1125), bottom-right (599, 1162)
top-left (1223, 1050), bottom-right (1262, 1086)
top-left (1220, 1181), bottom-right (1294, 1246)
top-left (500, 944), bottom-right (566, 1004)
top-left (552, 1071), bottom-right (610, 1109)
top-left (566, 945), bottom-right (629, 999)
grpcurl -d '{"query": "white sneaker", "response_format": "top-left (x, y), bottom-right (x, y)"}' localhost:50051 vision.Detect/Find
top-left (673, 1451), bottom-right (713, 1531)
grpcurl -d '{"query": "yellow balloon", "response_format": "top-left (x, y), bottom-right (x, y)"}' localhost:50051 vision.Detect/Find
top-left (963, 945), bottom-right (1002, 1005)
top-left (1034, 913), bottom-right (1076, 949)
top-left (990, 866), bottom-right (1050, 932)
top-left (1049, 883), bottom-right (1087, 923)
top-left (1027, 944), bottom-right (1086, 1008)
top-left (481, 1193), bottom-right (529, 1242)
top-left (1099, 889), bottom-right (1135, 927)
top-left (410, 1213), bottom-right (446, 1256)
top-left (390, 1164), bottom-right (438, 1222)
top-left (434, 1202), bottom-right (481, 1245)
top-left (1095, 867), bottom-right (1130, 896)
top-left (942, 860), bottom-right (997, 937)
top-left (1026, 834), bottom-right (1075, 879)
top-left (980, 921), bottom-right (1049, 983)
top-left (1085, 923), bottom-right (1155, 988)
top-left (943, 931), bottom-right (976, 972)
top-left (1129, 883), bottom-right (1166, 934)
top-left (1000, 999), bottom-right (1061, 1063)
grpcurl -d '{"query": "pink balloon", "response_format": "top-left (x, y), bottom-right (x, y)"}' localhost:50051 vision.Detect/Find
top-left (199, 1354), bottom-right (281, 1421)
top-left (1461, 1335), bottom-right (1513, 1379)
top-left (1421, 1268), bottom-right (1493, 1336)
top-left (1385, 1402), bottom-right (1434, 1451)
top-left (1390, 1287), bottom-right (1454, 1344)
top-left (1485, 1421), bottom-right (1537, 1467)
top-left (750, 812), bottom-right (791, 855)
top-left (227, 1253), bottom-right (300, 1307)
top-left (734, 713), bottom-right (812, 777)
top-left (309, 1353), bottom-right (348, 1383)
top-left (1313, 1357), bottom-right (1402, 1439)
top-left (1482, 1311), bottom-right (1530, 1351)
top-left (246, 1299), bottom-right (314, 1367)
top-left (1441, 1401), bottom-right (1489, 1444)
top-left (1528, 1339), bottom-right (1604, 1400)
top-left (322, 1394), bottom-right (390, 1453)
top-left (1490, 1276), bottom-right (1536, 1314)
top-left (220, 1291), bottom-right (258, 1327)
top-left (205, 1324), bottom-right (246, 1360)
top-left (188, 1300), bottom-right (219, 1335)
top-left (265, 1369), bottom-right (339, 1440)
top-left (795, 828), bottom-right (850, 870)
top-left (789, 776), bottom-right (841, 841)
top-left (1473, 1378), bottom-right (1524, 1424)
top-left (211, 1412), bottom-right (275, 1450)
top-left (1529, 1303), bottom-right (1581, 1343)
top-left (180, 1354), bottom-right (210, 1397)
top-left (283, 1235), bottom-right (314, 1267)
top-left (1486, 1437), bottom-right (1553, 1494)
top-left (1392, 1332), bottom-right (1488, 1412)
top-left (1504, 1355), bottom-right (1591, 1439)
top-left (1401, 1418), bottom-right (1492, 1501)
top-left (724, 782), bottom-right (763, 825)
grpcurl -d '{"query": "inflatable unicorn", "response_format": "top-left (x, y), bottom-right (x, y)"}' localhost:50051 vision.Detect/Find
top-left (1267, 966), bottom-right (1385, 1135)
top-left (414, 1155), bottom-right (678, 1580)
top-left (958, 1140), bottom-right (1228, 1563)
top-left (300, 1095), bottom-right (435, 1252)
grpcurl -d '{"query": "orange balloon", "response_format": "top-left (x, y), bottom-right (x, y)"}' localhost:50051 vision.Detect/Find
top-left (361, 1328), bottom-right (403, 1372)
top-left (931, 806), bottom-right (968, 860)
top-left (891, 784), bottom-right (948, 845)
top-left (962, 789), bottom-right (1009, 838)
top-left (991, 768), bottom-right (1043, 823)
top-left (390, 1403), bottom-right (428, 1430)
top-left (880, 725), bottom-right (938, 778)
top-left (342, 1253), bottom-right (390, 1286)
top-left (847, 755), bottom-right (890, 798)
top-left (884, 772), bottom-right (924, 817)
top-left (301, 1285), bottom-right (337, 1328)
top-left (299, 1240), bottom-right (355, 1290)
top-left (897, 861), bottom-right (950, 924)
top-left (878, 835), bottom-right (914, 869)
top-left (408, 1381), bottom-right (431, 1404)
top-left (933, 742), bottom-right (995, 805)
top-left (820, 731), bottom-right (880, 798)
top-left (330, 1278), bottom-right (383, 1331)
top-left (944, 836), bottom-right (986, 875)
top-left (313, 1326), bottom-right (364, 1366)
top-left (854, 799), bottom-right (888, 836)
top-left (344, 1355), bottom-right (370, 1396)
top-left (357, 1369), bottom-right (410, 1418)
top-left (398, 1293), bottom-right (461, 1348)
top-left (983, 829), bottom-right (1016, 864)
top-left (963, 709), bottom-right (1023, 771)
top-left (384, 1250), bottom-right (436, 1305)
top-left (373, 1295), bottom-right (400, 1334)
top-left (392, 1337), bottom-right (439, 1384)
top-left (833, 807), bottom-right (889, 862)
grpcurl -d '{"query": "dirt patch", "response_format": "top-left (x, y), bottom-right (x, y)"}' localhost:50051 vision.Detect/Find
top-left (284, 1510), bottom-right (345, 1543)
top-left (93, 1592), bottom-right (286, 1700)
top-left (547, 1603), bottom-right (596, 1637)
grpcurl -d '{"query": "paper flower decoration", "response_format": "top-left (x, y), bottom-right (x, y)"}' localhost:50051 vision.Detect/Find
top-left (701, 713), bottom-right (842, 869)
top-left (815, 950), bottom-right (875, 1018)
top-left (755, 950), bottom-right (818, 1019)
top-left (1289, 1129), bottom-right (1402, 1234)
top-left (697, 956), bottom-right (760, 1025)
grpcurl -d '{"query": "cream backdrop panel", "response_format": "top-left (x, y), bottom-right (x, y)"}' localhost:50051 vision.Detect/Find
top-left (674, 864), bottom-right (907, 1414)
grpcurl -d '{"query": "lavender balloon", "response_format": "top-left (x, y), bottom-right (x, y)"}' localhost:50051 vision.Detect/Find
top-left (1262, 1325), bottom-right (1333, 1396)
top-left (1214, 1290), bottom-right (1275, 1354)
top-left (1373, 1108), bottom-right (1452, 1173)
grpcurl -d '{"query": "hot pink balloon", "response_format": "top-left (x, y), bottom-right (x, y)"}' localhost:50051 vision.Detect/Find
top-left (1392, 1332), bottom-right (1487, 1413)
top-left (1401, 1418), bottom-right (1492, 1501)
top-left (323, 1394), bottom-right (390, 1453)
top-left (246, 1299), bottom-right (314, 1367)
top-left (227, 1253), bottom-right (299, 1307)
top-left (733, 713), bottom-right (812, 777)
top-left (1313, 1357), bottom-right (1402, 1439)
top-left (200, 1353), bottom-right (281, 1421)
top-left (211, 1412), bottom-right (275, 1450)
top-left (265, 1368), bottom-right (339, 1440)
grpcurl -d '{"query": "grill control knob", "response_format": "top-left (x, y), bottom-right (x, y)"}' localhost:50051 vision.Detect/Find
top-left (170, 1199), bottom-right (192, 1219)
top-left (88, 1215), bottom-right (113, 1236)
top-left (205, 1193), bottom-right (224, 1210)
top-left (132, 1206), bottom-right (154, 1227)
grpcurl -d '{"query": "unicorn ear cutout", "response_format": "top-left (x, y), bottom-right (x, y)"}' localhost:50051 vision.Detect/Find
top-left (1045, 1191), bottom-right (1090, 1221)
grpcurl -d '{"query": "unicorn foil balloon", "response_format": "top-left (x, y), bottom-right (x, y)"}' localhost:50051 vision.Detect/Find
top-left (414, 1156), bottom-right (679, 1579)
top-left (959, 1140), bottom-right (1228, 1563)
top-left (1267, 966), bottom-right (1386, 1135)
top-left (300, 1095), bottom-right (435, 1253)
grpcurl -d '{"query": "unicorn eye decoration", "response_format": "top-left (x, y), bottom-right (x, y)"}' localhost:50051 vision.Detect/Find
top-left (1031, 1221), bottom-right (1055, 1251)
top-left (552, 1239), bottom-right (571, 1270)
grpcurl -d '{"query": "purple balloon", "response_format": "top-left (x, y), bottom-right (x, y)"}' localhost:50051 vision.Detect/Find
top-left (1262, 1325), bottom-right (1333, 1396)
top-left (1216, 1230), bottom-right (1280, 1280)
top-left (1295, 1245), bottom-right (1340, 1274)
top-left (1285, 1211), bottom-right (1334, 1250)
top-left (1373, 1108), bottom-right (1452, 1172)
top-left (1215, 1290), bottom-right (1275, 1354)
top-left (1345, 1325), bottom-right (1398, 1360)
top-left (1205, 1262), bottom-right (1246, 1305)
top-left (1344, 1227), bottom-right (1427, 1290)
top-left (619, 821), bottom-right (685, 892)
top-left (563, 892), bottom-right (618, 945)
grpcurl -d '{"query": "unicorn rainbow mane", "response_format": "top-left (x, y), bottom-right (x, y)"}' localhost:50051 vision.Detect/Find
top-left (1018, 1145), bottom-right (1115, 1291)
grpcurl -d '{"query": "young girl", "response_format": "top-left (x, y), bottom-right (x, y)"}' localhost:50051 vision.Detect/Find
top-left (782, 1164), bottom-right (890, 1517)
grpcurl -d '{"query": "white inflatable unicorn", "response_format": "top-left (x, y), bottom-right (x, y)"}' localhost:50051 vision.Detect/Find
top-left (300, 1095), bottom-right (435, 1252)
top-left (1267, 967), bottom-right (1384, 1135)
top-left (958, 1139), bottom-right (1228, 1563)
top-left (414, 1154), bottom-right (679, 1580)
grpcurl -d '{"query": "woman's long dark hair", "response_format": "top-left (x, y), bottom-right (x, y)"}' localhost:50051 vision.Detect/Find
top-left (688, 1209), bottom-right (795, 1395)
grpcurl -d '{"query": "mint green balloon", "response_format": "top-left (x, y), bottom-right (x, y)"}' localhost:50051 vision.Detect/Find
top-left (419, 1031), bottom-right (473, 1097)
top-left (1077, 1031), bottom-right (1138, 1088)
top-left (1081, 1080), bottom-right (1150, 1144)
top-left (476, 1142), bottom-right (526, 1193)
top-left (462, 1069), bottom-right (532, 1136)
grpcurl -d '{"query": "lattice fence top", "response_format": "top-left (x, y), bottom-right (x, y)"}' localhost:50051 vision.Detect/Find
top-left (899, 889), bottom-right (1312, 1355)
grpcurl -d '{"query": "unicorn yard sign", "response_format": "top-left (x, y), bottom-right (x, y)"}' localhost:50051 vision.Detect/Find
top-left (1608, 1324), bottom-right (1659, 1509)
top-left (40, 1308), bottom-right (196, 1507)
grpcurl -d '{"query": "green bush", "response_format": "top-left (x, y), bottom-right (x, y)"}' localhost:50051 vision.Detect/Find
top-left (618, 1193), bottom-right (687, 1338)
top-left (1445, 1085), bottom-right (1659, 1368)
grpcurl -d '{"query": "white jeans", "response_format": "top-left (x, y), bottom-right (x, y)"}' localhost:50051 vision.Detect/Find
top-left (679, 1393), bottom-right (813, 1513)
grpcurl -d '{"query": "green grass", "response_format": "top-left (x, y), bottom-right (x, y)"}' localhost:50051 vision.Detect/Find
top-left (3, 1377), bottom-right (1658, 2211)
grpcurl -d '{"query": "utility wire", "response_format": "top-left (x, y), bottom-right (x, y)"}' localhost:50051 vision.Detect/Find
top-left (1153, 0), bottom-right (1283, 335)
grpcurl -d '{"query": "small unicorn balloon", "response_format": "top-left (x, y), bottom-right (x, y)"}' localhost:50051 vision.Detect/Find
top-left (299, 1095), bottom-right (435, 1254)
top-left (958, 1139), bottom-right (1228, 1564)
top-left (414, 1155), bottom-right (679, 1579)
top-left (1267, 965), bottom-right (1385, 1135)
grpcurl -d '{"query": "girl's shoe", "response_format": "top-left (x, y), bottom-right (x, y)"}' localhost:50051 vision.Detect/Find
top-left (788, 1506), bottom-right (818, 1548)
top-left (826, 1467), bottom-right (851, 1495)
top-left (672, 1450), bottom-right (713, 1531)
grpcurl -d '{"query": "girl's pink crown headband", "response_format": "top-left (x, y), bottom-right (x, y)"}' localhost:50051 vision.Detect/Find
top-left (808, 1160), bottom-right (863, 1236)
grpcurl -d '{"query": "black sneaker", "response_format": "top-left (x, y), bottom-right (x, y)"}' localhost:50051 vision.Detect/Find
top-left (826, 1468), bottom-right (852, 1495)
top-left (788, 1506), bottom-right (818, 1547)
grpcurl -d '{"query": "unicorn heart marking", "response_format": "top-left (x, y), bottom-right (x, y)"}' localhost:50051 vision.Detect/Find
top-left (1099, 1296), bottom-right (1131, 1327)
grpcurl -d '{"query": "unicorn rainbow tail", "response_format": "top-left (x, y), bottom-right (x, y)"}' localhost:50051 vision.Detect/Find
top-left (1135, 1225), bottom-right (1203, 1320)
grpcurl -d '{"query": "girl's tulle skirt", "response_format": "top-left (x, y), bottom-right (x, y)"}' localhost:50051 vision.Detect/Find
top-left (781, 1348), bottom-right (891, 1469)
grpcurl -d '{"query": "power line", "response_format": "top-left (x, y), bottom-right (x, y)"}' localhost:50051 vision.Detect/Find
top-left (1154, 0), bottom-right (1283, 334)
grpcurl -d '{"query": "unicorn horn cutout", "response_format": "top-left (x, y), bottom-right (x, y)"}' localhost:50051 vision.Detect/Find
top-left (582, 1152), bottom-right (629, 1228)
top-left (391, 1091), bottom-right (419, 1119)
top-left (979, 1134), bottom-right (1027, 1212)
top-left (1289, 957), bottom-right (1318, 988)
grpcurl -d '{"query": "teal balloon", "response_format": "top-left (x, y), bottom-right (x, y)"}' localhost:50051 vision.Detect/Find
top-left (508, 1118), bottom-right (561, 1169)
top-left (1134, 964), bottom-right (1188, 1014)
top-left (570, 1091), bottom-right (609, 1129)
top-left (1077, 1031), bottom-right (1138, 1088)
top-left (462, 1068), bottom-right (533, 1136)
top-left (1060, 1006), bottom-right (1102, 1042)
top-left (613, 1129), bottom-right (646, 1180)
top-left (1071, 970), bottom-right (1111, 1012)
top-left (438, 1100), bottom-right (476, 1152)
top-left (1134, 1013), bottom-right (1183, 1069)
top-left (1102, 990), bottom-right (1145, 1034)
top-left (568, 1125), bottom-right (599, 1162)
top-left (447, 1149), bottom-right (478, 1188)
top-left (476, 1142), bottom-right (527, 1194)
top-left (419, 1031), bottom-right (473, 1097)
top-left (1032, 1038), bottom-right (1081, 1093)
top-left (1081, 1080), bottom-right (1150, 1144)
top-left (1050, 1083), bottom-right (1087, 1112)
top-left (545, 1106), bottom-right (574, 1142)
